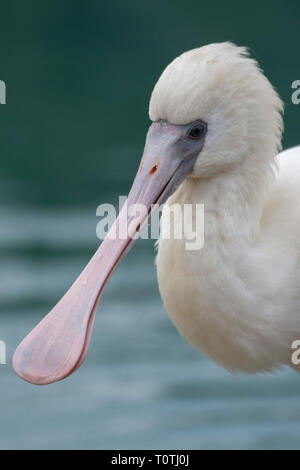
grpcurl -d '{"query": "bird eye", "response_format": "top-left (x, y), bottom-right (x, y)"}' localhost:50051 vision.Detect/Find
top-left (188, 123), bottom-right (205, 139)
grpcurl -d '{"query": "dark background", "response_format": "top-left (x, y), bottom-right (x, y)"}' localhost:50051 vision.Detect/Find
top-left (0, 0), bottom-right (300, 451)
top-left (0, 0), bottom-right (299, 206)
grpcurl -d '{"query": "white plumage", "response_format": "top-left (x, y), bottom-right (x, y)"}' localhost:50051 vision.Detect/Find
top-left (153, 43), bottom-right (300, 373)
top-left (13, 42), bottom-right (300, 385)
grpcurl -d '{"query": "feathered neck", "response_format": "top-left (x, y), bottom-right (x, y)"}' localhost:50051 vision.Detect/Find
top-left (170, 148), bottom-right (277, 244)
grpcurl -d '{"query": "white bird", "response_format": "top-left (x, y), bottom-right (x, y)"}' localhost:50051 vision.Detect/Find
top-left (13, 42), bottom-right (300, 384)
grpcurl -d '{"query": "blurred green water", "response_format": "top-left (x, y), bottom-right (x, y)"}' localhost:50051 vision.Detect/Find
top-left (0, 0), bottom-right (299, 205)
top-left (0, 0), bottom-right (300, 450)
top-left (1, 206), bottom-right (300, 450)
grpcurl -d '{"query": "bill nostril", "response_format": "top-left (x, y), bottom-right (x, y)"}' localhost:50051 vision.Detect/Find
top-left (149, 163), bottom-right (159, 175)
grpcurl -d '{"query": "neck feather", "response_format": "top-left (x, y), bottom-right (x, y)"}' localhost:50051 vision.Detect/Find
top-left (171, 150), bottom-right (276, 243)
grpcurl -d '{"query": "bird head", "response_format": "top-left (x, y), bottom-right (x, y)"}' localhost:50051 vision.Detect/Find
top-left (149, 42), bottom-right (283, 180)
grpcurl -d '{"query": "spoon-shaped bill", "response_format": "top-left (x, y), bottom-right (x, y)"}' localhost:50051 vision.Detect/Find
top-left (12, 121), bottom-right (203, 385)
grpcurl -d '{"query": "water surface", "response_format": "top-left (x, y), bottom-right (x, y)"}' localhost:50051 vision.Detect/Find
top-left (1, 206), bottom-right (300, 450)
